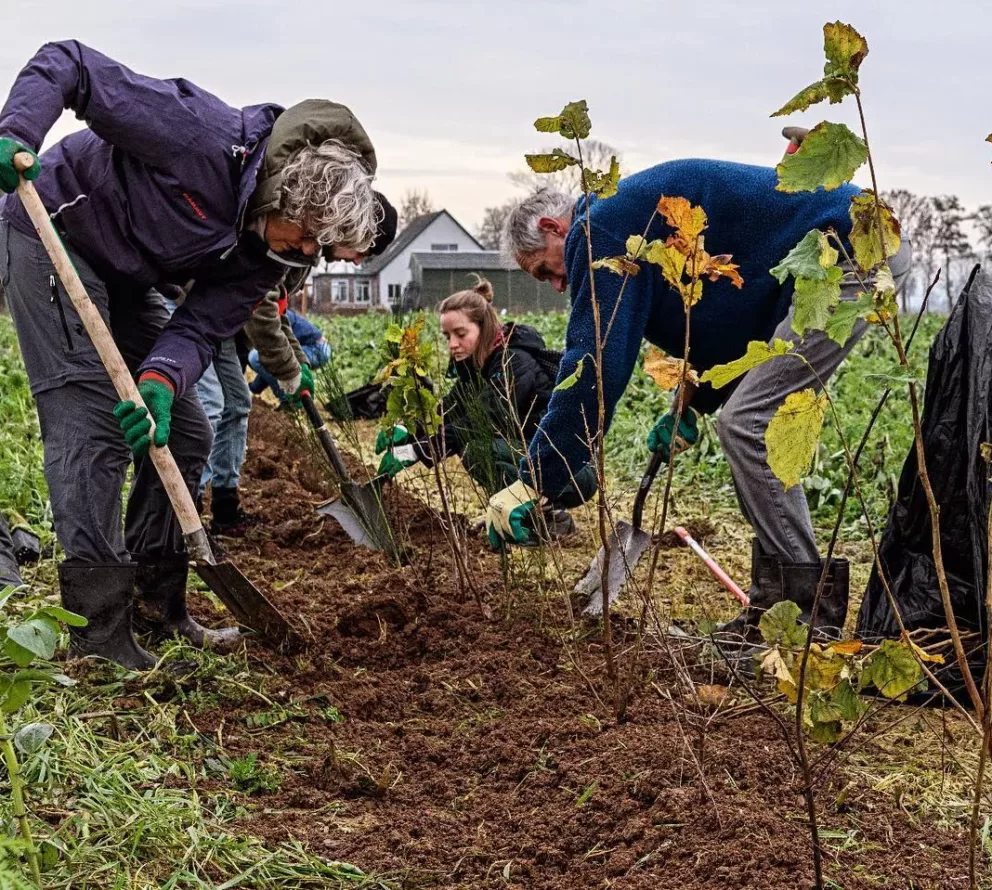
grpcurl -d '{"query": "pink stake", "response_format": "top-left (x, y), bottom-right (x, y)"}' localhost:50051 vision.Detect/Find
top-left (674, 526), bottom-right (749, 607)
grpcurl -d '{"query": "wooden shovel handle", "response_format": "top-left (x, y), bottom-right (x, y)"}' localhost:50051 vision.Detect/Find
top-left (13, 152), bottom-right (209, 546)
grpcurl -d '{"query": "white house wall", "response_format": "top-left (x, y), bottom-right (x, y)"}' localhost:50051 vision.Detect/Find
top-left (377, 215), bottom-right (480, 307)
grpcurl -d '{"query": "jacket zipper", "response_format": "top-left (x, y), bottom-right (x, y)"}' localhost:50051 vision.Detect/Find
top-left (50, 275), bottom-right (74, 352)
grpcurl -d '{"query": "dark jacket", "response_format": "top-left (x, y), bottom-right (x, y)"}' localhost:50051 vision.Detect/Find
top-left (426, 323), bottom-right (557, 460)
top-left (0, 41), bottom-right (375, 395)
top-left (522, 158), bottom-right (858, 495)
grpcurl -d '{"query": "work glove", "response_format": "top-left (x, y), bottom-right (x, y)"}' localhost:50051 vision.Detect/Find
top-left (375, 424), bottom-right (420, 477)
top-left (646, 408), bottom-right (699, 462)
top-left (486, 480), bottom-right (545, 548)
top-left (0, 138), bottom-right (39, 193)
top-left (114, 373), bottom-right (176, 457)
top-left (375, 424), bottom-right (411, 453)
top-left (280, 363), bottom-right (314, 410)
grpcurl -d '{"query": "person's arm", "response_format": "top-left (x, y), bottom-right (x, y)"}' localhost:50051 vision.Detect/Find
top-left (0, 41), bottom-right (217, 163)
top-left (243, 291), bottom-right (307, 387)
top-left (522, 224), bottom-right (656, 501)
top-left (139, 268), bottom-right (284, 396)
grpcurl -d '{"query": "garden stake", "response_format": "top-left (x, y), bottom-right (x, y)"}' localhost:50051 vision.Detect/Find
top-left (14, 153), bottom-right (300, 649)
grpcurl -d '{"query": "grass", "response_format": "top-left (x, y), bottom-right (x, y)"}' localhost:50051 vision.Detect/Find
top-left (0, 308), bottom-right (963, 886)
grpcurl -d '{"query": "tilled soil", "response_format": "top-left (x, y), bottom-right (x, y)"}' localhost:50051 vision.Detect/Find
top-left (188, 403), bottom-right (971, 889)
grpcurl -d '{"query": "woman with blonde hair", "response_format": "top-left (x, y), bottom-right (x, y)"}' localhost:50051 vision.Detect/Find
top-left (376, 278), bottom-right (595, 541)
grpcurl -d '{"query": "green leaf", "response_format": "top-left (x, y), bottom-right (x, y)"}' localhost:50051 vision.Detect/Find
top-left (808, 689), bottom-right (843, 724)
top-left (8, 618), bottom-right (57, 661)
top-left (792, 266), bottom-right (844, 336)
top-left (582, 156), bottom-right (620, 199)
top-left (554, 357), bottom-right (584, 392)
top-left (771, 77), bottom-right (851, 117)
top-left (832, 678), bottom-right (867, 722)
top-left (861, 639), bottom-right (925, 701)
top-left (849, 190), bottom-right (902, 273)
top-left (770, 230), bottom-right (839, 283)
top-left (825, 291), bottom-right (875, 346)
top-left (807, 717), bottom-right (843, 744)
top-left (525, 149), bottom-right (579, 174)
top-left (1, 679), bottom-right (31, 713)
top-left (534, 100), bottom-right (591, 140)
top-left (700, 339), bottom-right (794, 390)
top-left (765, 389), bottom-right (828, 491)
top-left (384, 324), bottom-right (403, 345)
top-left (14, 722), bottom-right (53, 755)
top-left (32, 606), bottom-right (87, 628)
top-left (775, 122), bottom-right (867, 193)
top-left (759, 600), bottom-right (809, 648)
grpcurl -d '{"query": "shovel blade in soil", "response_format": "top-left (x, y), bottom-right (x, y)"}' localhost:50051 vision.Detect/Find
top-left (317, 495), bottom-right (380, 550)
top-left (576, 521), bottom-right (653, 616)
top-left (317, 477), bottom-right (404, 566)
top-left (194, 559), bottom-right (301, 648)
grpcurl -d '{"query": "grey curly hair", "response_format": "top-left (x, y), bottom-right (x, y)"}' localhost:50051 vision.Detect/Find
top-left (280, 139), bottom-right (380, 252)
top-left (501, 188), bottom-right (575, 259)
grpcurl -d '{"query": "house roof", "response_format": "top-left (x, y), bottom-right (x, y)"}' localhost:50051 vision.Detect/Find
top-left (410, 251), bottom-right (517, 271)
top-left (358, 209), bottom-right (482, 277)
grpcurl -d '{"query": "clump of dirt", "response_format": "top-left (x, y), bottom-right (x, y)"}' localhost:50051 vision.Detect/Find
top-left (656, 518), bottom-right (716, 549)
top-left (183, 402), bottom-right (971, 890)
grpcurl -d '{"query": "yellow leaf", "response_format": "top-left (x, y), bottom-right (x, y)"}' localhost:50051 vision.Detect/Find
top-left (643, 241), bottom-right (687, 290)
top-left (696, 684), bottom-right (730, 708)
top-left (656, 195), bottom-right (707, 245)
top-left (823, 21), bottom-right (869, 78)
top-left (761, 648), bottom-right (797, 702)
top-left (592, 256), bottom-right (640, 277)
top-left (907, 639), bottom-right (945, 665)
top-left (700, 338), bottom-right (794, 390)
top-left (849, 190), bottom-right (901, 273)
top-left (677, 278), bottom-right (704, 307)
top-left (828, 640), bottom-right (863, 656)
top-left (765, 389), bottom-right (828, 491)
top-left (643, 348), bottom-right (698, 390)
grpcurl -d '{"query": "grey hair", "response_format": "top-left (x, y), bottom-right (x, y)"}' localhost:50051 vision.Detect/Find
top-left (280, 139), bottom-right (380, 252)
top-left (501, 188), bottom-right (575, 259)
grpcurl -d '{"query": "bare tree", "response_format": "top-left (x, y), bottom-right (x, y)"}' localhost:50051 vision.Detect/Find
top-left (932, 195), bottom-right (973, 310)
top-left (970, 204), bottom-right (992, 262)
top-left (398, 189), bottom-right (436, 231)
top-left (476, 201), bottom-right (516, 250)
top-left (883, 190), bottom-right (938, 311)
top-left (508, 139), bottom-right (622, 196)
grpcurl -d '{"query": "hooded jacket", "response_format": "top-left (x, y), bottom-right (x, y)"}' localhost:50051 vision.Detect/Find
top-left (0, 41), bottom-right (375, 396)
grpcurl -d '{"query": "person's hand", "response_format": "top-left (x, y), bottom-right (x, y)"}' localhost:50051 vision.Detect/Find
top-left (375, 424), bottom-right (411, 454)
top-left (282, 363), bottom-right (314, 410)
top-left (377, 444), bottom-right (419, 478)
top-left (646, 409), bottom-right (699, 462)
top-left (486, 481), bottom-right (545, 548)
top-left (113, 373), bottom-right (175, 457)
top-left (0, 138), bottom-right (39, 193)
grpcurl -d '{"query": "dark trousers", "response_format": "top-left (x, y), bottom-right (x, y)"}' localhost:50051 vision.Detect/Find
top-left (0, 222), bottom-right (211, 563)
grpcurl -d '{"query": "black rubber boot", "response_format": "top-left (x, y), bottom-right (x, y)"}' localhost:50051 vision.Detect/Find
top-left (783, 557), bottom-right (850, 640)
top-left (134, 555), bottom-right (241, 651)
top-left (209, 487), bottom-right (257, 538)
top-left (714, 539), bottom-right (784, 644)
top-left (58, 561), bottom-right (158, 671)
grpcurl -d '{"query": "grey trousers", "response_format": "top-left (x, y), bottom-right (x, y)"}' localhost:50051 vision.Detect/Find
top-left (716, 241), bottom-right (913, 564)
top-left (0, 222), bottom-right (212, 564)
top-left (0, 513), bottom-right (21, 586)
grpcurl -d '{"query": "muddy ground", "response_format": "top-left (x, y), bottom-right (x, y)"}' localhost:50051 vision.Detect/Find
top-left (183, 403), bottom-right (975, 889)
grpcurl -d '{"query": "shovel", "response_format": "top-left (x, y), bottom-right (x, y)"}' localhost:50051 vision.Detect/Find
top-left (15, 154), bottom-right (300, 649)
top-left (301, 395), bottom-right (403, 565)
top-left (576, 450), bottom-right (664, 617)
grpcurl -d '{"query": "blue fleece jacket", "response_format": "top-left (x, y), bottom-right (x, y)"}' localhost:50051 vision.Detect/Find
top-left (523, 159), bottom-right (858, 499)
top-left (285, 310), bottom-right (325, 349)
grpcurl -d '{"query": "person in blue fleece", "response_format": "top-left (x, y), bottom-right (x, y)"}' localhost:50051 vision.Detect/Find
top-left (489, 157), bottom-right (911, 641)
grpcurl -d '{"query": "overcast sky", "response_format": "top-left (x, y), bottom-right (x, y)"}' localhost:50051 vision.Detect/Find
top-left (3, 0), bottom-right (991, 234)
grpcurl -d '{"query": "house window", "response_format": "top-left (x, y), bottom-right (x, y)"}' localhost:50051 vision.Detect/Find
top-left (332, 280), bottom-right (349, 302)
top-left (430, 243), bottom-right (458, 251)
top-left (355, 280), bottom-right (371, 303)
top-left (387, 283), bottom-right (402, 303)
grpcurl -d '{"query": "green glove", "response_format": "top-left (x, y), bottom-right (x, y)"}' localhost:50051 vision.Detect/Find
top-left (377, 443), bottom-right (419, 478)
top-left (646, 409), bottom-right (699, 461)
top-left (486, 481), bottom-right (544, 548)
top-left (285, 363), bottom-right (314, 410)
top-left (375, 424), bottom-right (410, 454)
top-left (113, 374), bottom-right (175, 458)
top-left (0, 138), bottom-right (40, 194)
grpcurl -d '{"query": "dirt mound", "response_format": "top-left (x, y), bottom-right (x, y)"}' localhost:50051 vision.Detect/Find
top-left (185, 402), bottom-right (969, 890)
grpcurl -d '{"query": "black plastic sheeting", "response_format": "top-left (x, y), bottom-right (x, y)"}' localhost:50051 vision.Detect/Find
top-left (857, 265), bottom-right (992, 662)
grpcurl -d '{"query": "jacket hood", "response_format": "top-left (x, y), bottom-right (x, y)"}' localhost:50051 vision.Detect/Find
top-left (502, 323), bottom-right (547, 353)
top-left (248, 99), bottom-right (377, 220)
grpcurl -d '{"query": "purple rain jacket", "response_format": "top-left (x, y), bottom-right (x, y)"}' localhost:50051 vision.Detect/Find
top-left (0, 40), bottom-right (376, 395)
